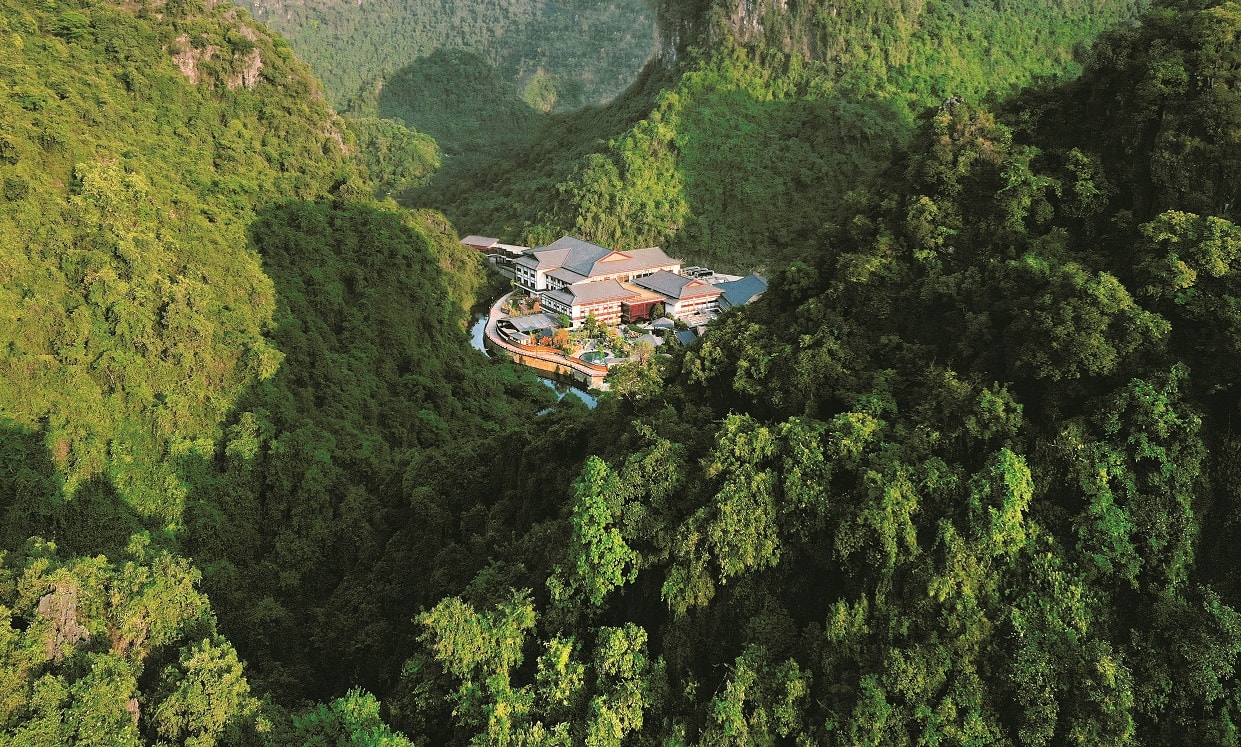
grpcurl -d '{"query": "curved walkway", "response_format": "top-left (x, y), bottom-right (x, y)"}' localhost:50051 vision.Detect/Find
top-left (485, 291), bottom-right (610, 390)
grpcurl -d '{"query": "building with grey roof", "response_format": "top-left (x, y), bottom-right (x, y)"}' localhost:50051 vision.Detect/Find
top-left (634, 270), bottom-right (723, 317)
top-left (461, 235), bottom-right (499, 252)
top-left (716, 274), bottom-right (768, 309)
top-left (541, 280), bottom-right (642, 326)
top-left (674, 329), bottom-right (698, 347)
top-left (499, 313), bottom-right (561, 335)
top-left (514, 235), bottom-right (681, 293)
top-left (494, 234), bottom-right (755, 331)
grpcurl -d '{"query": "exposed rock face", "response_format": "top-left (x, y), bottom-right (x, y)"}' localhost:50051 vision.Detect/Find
top-left (171, 24), bottom-right (264, 90)
top-left (728, 0), bottom-right (765, 43)
top-left (171, 33), bottom-right (217, 85)
top-left (227, 48), bottom-right (264, 89)
top-left (652, 0), bottom-right (699, 69)
top-left (650, 0), bottom-right (841, 67)
top-left (37, 583), bottom-right (90, 661)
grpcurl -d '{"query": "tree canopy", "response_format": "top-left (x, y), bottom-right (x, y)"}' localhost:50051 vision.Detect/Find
top-left (10, 0), bottom-right (1241, 744)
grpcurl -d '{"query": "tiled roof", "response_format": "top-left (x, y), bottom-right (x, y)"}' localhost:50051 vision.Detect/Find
top-left (503, 313), bottom-right (561, 333)
top-left (545, 279), bottom-right (641, 307)
top-left (543, 290), bottom-right (573, 307)
top-left (546, 237), bottom-right (611, 274)
top-left (565, 246), bottom-right (679, 278)
top-left (548, 267), bottom-right (587, 285)
top-left (716, 274), bottom-right (768, 307)
top-left (674, 330), bottom-right (698, 346)
top-left (634, 270), bottom-right (724, 300)
top-left (618, 283), bottom-right (663, 301)
top-left (544, 235), bottom-right (611, 254)
top-left (460, 235), bottom-right (498, 247)
top-left (516, 247), bottom-right (571, 271)
top-left (520, 236), bottom-right (680, 279)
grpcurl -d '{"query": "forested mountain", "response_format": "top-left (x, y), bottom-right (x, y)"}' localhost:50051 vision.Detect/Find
top-left (383, 0), bottom-right (1241, 743)
top-left (420, 0), bottom-right (1149, 271)
top-left (244, 0), bottom-right (657, 155)
top-left (0, 0), bottom-right (554, 741)
top-left (246, 0), bottom-right (656, 113)
top-left (7, 0), bottom-right (1241, 743)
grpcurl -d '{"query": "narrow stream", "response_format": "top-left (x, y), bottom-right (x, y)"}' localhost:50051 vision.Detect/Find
top-left (469, 314), bottom-right (598, 409)
top-left (469, 313), bottom-right (488, 351)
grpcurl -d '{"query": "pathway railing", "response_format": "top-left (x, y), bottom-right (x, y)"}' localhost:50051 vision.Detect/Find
top-left (484, 291), bottom-right (610, 388)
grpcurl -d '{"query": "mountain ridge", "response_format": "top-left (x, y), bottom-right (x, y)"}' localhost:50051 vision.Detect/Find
top-left (7, 0), bottom-right (1241, 744)
top-left (414, 0), bottom-right (1149, 272)
top-left (0, 0), bottom-right (551, 741)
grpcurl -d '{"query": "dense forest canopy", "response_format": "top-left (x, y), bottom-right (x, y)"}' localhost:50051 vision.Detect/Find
top-left (414, 0), bottom-right (1149, 272)
top-left (6, 0), bottom-right (1241, 744)
top-left (0, 0), bottom-right (554, 741)
top-left (243, 0), bottom-right (658, 156)
top-left (381, 0), bottom-right (1241, 742)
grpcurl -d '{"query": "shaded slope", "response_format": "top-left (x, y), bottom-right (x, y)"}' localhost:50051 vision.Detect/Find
top-left (0, 0), bottom-right (352, 522)
top-left (246, 0), bottom-right (657, 113)
top-left (384, 1), bottom-right (1241, 744)
top-left (0, 0), bottom-right (556, 740)
top-left (419, 0), bottom-right (1148, 271)
top-left (183, 199), bottom-right (556, 700)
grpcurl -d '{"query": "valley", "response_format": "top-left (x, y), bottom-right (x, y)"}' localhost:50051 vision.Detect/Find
top-left (5, 0), bottom-right (1241, 744)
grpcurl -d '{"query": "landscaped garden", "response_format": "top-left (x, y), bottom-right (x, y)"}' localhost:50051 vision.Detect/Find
top-left (512, 310), bottom-right (674, 362)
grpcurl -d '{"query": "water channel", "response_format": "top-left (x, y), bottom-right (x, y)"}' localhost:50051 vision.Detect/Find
top-left (469, 315), bottom-right (598, 409)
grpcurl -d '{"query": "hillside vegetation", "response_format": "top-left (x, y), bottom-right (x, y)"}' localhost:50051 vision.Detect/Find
top-left (9, 0), bottom-right (1241, 744)
top-left (0, 0), bottom-right (552, 741)
top-left (244, 0), bottom-right (657, 143)
top-left (421, 0), bottom-right (1148, 271)
top-left (382, 0), bottom-right (1241, 743)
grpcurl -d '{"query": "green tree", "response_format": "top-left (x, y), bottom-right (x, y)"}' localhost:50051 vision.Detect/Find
top-left (700, 646), bottom-right (810, 747)
top-left (1004, 259), bottom-right (1170, 382)
top-left (283, 689), bottom-right (416, 747)
top-left (583, 625), bottom-right (652, 747)
top-left (550, 457), bottom-right (638, 609)
top-left (604, 355), bottom-right (663, 405)
top-left (150, 637), bottom-right (257, 747)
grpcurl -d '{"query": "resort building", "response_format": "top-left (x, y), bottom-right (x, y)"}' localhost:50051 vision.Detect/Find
top-left (541, 279), bottom-right (642, 326)
top-left (496, 312), bottom-right (560, 344)
top-left (497, 234), bottom-right (765, 330)
top-left (461, 236), bottom-right (529, 260)
top-left (633, 271), bottom-right (724, 318)
top-left (515, 236), bottom-right (681, 294)
top-left (715, 274), bottom-right (768, 309)
top-left (461, 235), bottom-right (499, 252)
